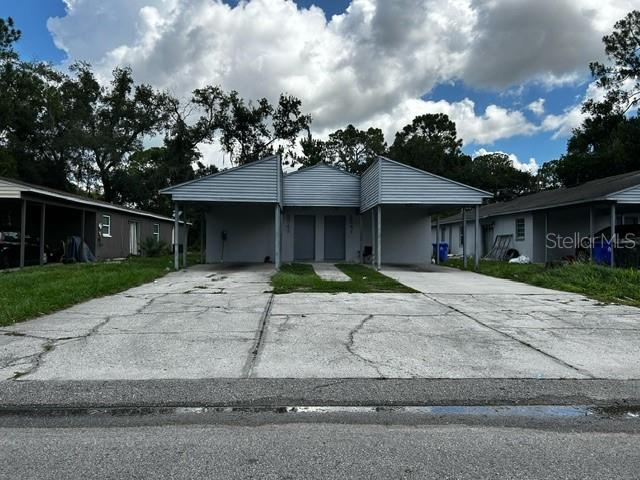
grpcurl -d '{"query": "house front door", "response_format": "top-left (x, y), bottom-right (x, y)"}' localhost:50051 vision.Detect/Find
top-left (294, 215), bottom-right (315, 261)
top-left (129, 222), bottom-right (140, 255)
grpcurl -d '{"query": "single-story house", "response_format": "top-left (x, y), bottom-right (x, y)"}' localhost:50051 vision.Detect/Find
top-left (0, 176), bottom-right (186, 268)
top-left (434, 170), bottom-right (640, 266)
top-left (161, 155), bottom-right (491, 269)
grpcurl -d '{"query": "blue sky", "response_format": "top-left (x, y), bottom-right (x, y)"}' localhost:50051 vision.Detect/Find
top-left (1, 0), bottom-right (620, 171)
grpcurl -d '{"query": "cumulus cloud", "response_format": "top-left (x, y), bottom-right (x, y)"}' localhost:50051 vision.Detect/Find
top-left (473, 148), bottom-right (539, 175)
top-left (46, 0), bottom-right (632, 162)
top-left (527, 98), bottom-right (545, 116)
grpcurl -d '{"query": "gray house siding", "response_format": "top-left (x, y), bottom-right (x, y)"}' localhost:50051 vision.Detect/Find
top-left (205, 204), bottom-right (275, 263)
top-left (609, 184), bottom-right (640, 204)
top-left (96, 210), bottom-right (175, 259)
top-left (0, 179), bottom-right (21, 198)
top-left (163, 156), bottom-right (279, 203)
top-left (283, 164), bottom-right (360, 207)
top-left (379, 158), bottom-right (487, 205)
top-left (360, 160), bottom-right (380, 212)
top-left (380, 205), bottom-right (431, 265)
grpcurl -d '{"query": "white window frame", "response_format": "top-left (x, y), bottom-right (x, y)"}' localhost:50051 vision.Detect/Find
top-left (101, 215), bottom-right (111, 237)
top-left (515, 217), bottom-right (525, 241)
top-left (153, 223), bottom-right (160, 242)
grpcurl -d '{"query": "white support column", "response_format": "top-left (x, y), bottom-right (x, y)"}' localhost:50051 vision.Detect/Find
top-left (19, 198), bottom-right (26, 268)
top-left (371, 209), bottom-right (375, 266)
top-left (39, 203), bottom-right (46, 266)
top-left (474, 205), bottom-right (480, 269)
top-left (435, 217), bottom-right (440, 265)
top-left (589, 206), bottom-right (594, 261)
top-left (610, 203), bottom-right (616, 268)
top-left (182, 220), bottom-right (188, 268)
top-left (376, 205), bottom-right (382, 270)
top-left (274, 204), bottom-right (281, 268)
top-left (200, 212), bottom-right (206, 265)
top-left (544, 211), bottom-right (549, 264)
top-left (174, 203), bottom-right (180, 271)
top-left (462, 208), bottom-right (467, 269)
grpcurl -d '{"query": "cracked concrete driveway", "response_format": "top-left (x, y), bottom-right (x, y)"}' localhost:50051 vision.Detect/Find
top-left (1, 264), bottom-right (639, 381)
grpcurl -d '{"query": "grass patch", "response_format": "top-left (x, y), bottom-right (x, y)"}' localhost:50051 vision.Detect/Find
top-left (271, 263), bottom-right (417, 294)
top-left (0, 254), bottom-right (200, 326)
top-left (446, 257), bottom-right (640, 306)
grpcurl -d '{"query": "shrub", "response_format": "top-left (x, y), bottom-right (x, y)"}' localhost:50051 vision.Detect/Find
top-left (140, 237), bottom-right (170, 257)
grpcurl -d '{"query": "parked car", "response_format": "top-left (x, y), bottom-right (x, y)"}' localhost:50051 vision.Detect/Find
top-left (575, 224), bottom-right (640, 265)
top-left (0, 227), bottom-right (49, 269)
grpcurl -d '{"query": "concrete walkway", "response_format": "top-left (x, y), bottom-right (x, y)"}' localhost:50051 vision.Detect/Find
top-left (312, 263), bottom-right (350, 281)
top-left (1, 264), bottom-right (639, 381)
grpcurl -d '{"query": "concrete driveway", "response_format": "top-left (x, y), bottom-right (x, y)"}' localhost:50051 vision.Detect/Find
top-left (1, 264), bottom-right (639, 381)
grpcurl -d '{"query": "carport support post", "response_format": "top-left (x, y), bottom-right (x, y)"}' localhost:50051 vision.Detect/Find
top-left (610, 203), bottom-right (616, 268)
top-left (589, 206), bottom-right (594, 261)
top-left (39, 203), bottom-right (46, 265)
top-left (371, 209), bottom-right (375, 266)
top-left (174, 203), bottom-right (180, 270)
top-left (435, 217), bottom-right (440, 265)
top-left (182, 220), bottom-right (188, 268)
top-left (376, 205), bottom-right (382, 270)
top-left (274, 204), bottom-right (281, 268)
top-left (461, 208), bottom-right (467, 269)
top-left (474, 205), bottom-right (480, 270)
top-left (544, 211), bottom-right (548, 264)
top-left (19, 198), bottom-right (26, 268)
top-left (80, 209), bottom-right (85, 250)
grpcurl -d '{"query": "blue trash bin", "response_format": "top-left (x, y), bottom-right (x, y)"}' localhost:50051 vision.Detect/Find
top-left (592, 240), bottom-right (612, 265)
top-left (432, 242), bottom-right (449, 262)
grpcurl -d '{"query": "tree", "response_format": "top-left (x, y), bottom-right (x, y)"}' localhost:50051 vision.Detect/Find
top-left (299, 132), bottom-right (328, 168)
top-left (468, 153), bottom-right (533, 201)
top-left (535, 160), bottom-right (561, 190)
top-left (323, 125), bottom-right (386, 174)
top-left (388, 113), bottom-right (471, 181)
top-left (585, 10), bottom-right (640, 117)
top-left (192, 88), bottom-right (311, 166)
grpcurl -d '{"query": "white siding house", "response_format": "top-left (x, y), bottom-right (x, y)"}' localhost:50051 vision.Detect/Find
top-left (161, 155), bottom-right (491, 269)
top-left (435, 170), bottom-right (640, 265)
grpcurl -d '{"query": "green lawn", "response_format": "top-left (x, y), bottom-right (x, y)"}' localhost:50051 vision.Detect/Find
top-left (0, 254), bottom-right (200, 327)
top-left (446, 257), bottom-right (640, 306)
top-left (271, 263), bottom-right (417, 294)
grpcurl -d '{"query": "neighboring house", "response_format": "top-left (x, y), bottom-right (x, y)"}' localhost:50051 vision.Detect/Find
top-left (0, 176), bottom-right (185, 268)
top-left (434, 170), bottom-right (640, 265)
top-left (161, 155), bottom-right (491, 269)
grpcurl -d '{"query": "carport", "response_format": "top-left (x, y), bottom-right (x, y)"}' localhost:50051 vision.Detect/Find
top-left (161, 156), bottom-right (283, 270)
top-left (360, 157), bottom-right (491, 269)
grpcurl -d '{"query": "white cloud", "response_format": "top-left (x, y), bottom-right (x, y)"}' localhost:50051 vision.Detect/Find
top-left (527, 98), bottom-right (545, 116)
top-left (365, 97), bottom-right (537, 145)
top-left (46, 0), bottom-right (633, 164)
top-left (473, 148), bottom-right (539, 175)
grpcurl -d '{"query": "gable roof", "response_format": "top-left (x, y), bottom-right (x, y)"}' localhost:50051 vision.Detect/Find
top-left (0, 176), bottom-right (177, 223)
top-left (283, 162), bottom-right (360, 207)
top-left (437, 170), bottom-right (640, 225)
top-left (161, 155), bottom-right (281, 203)
top-left (360, 156), bottom-right (491, 212)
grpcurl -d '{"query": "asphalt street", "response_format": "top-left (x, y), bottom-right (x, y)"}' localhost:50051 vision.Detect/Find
top-left (2, 407), bottom-right (639, 479)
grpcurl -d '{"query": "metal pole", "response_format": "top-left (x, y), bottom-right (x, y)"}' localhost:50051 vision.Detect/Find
top-left (174, 203), bottom-right (179, 271)
top-left (19, 198), bottom-right (26, 268)
top-left (589, 206), bottom-right (594, 261)
top-left (201, 212), bottom-right (206, 265)
top-left (610, 203), bottom-right (616, 268)
top-left (462, 208), bottom-right (467, 269)
top-left (81, 210), bottom-right (85, 250)
top-left (435, 217), bottom-right (440, 265)
top-left (474, 205), bottom-right (480, 269)
top-left (274, 205), bottom-right (281, 268)
top-left (371, 209), bottom-right (375, 266)
top-left (39, 203), bottom-right (46, 266)
top-left (376, 205), bottom-right (382, 270)
top-left (544, 211), bottom-right (548, 264)
top-left (182, 220), bottom-right (188, 268)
